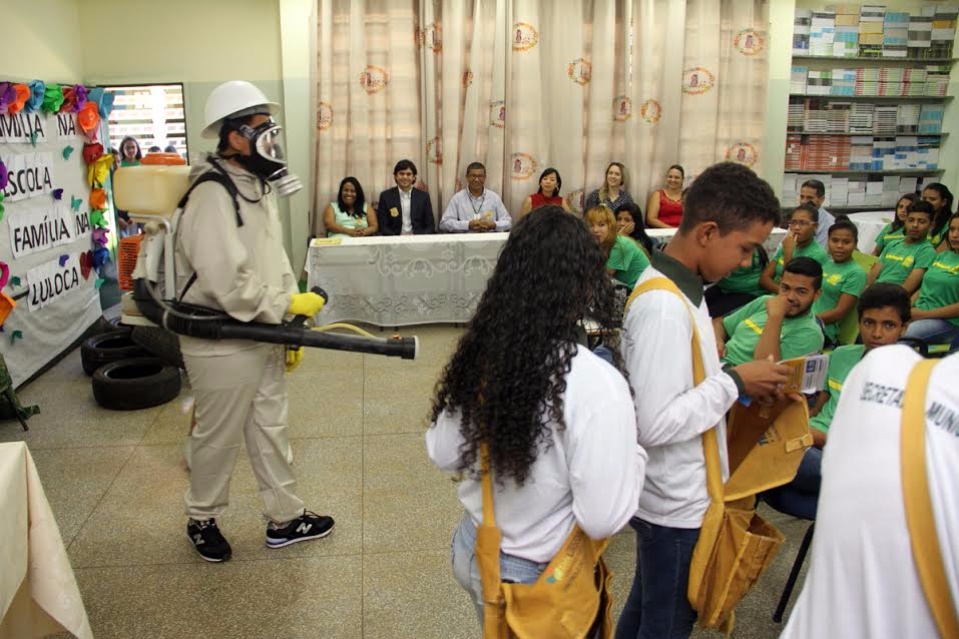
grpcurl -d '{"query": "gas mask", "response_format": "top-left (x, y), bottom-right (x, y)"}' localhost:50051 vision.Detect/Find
top-left (233, 120), bottom-right (302, 197)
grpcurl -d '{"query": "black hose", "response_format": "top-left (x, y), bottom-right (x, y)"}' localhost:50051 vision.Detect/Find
top-left (133, 279), bottom-right (417, 360)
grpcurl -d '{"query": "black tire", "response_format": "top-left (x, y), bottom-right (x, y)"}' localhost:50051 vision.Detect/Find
top-left (81, 331), bottom-right (150, 376)
top-left (131, 326), bottom-right (185, 369)
top-left (95, 315), bottom-right (132, 335)
top-left (92, 358), bottom-right (182, 411)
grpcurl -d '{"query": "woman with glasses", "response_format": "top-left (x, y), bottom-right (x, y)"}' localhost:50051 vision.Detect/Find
top-left (760, 203), bottom-right (829, 293)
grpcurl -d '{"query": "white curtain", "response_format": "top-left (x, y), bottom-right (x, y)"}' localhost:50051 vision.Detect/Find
top-left (313, 0), bottom-right (769, 233)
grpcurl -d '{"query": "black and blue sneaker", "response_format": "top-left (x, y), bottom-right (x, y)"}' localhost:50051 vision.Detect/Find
top-left (266, 511), bottom-right (335, 549)
top-left (187, 518), bottom-right (232, 562)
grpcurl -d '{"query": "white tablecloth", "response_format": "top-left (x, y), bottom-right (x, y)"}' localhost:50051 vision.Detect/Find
top-left (849, 211), bottom-right (895, 255)
top-left (0, 442), bottom-right (92, 639)
top-left (308, 228), bottom-right (787, 326)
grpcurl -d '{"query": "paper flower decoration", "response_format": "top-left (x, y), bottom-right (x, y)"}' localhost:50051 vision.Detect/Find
top-left (90, 188), bottom-right (107, 210)
top-left (77, 102), bottom-right (100, 138)
top-left (42, 84), bottom-right (64, 114)
top-left (0, 262), bottom-right (9, 290)
top-left (82, 142), bottom-right (104, 165)
top-left (9, 84), bottom-right (29, 115)
top-left (0, 160), bottom-right (7, 191)
top-left (25, 80), bottom-right (45, 113)
top-left (70, 85), bottom-right (88, 112)
top-left (89, 210), bottom-right (108, 228)
top-left (93, 246), bottom-right (111, 268)
top-left (0, 84), bottom-right (15, 113)
top-left (92, 228), bottom-right (109, 246)
top-left (87, 154), bottom-right (112, 187)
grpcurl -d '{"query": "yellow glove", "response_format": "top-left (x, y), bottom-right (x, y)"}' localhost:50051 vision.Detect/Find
top-left (288, 292), bottom-right (326, 317)
top-left (285, 347), bottom-right (304, 373)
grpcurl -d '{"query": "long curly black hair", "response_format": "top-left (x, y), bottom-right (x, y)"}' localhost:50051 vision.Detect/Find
top-left (430, 206), bottom-right (623, 485)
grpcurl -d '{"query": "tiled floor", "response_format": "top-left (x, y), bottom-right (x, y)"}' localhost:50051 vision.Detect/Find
top-left (2, 325), bottom-right (810, 638)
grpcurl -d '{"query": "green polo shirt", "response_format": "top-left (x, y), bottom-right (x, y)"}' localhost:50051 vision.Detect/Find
top-left (608, 235), bottom-right (650, 289)
top-left (812, 259), bottom-right (867, 342)
top-left (876, 238), bottom-right (938, 286)
top-left (915, 250), bottom-right (959, 327)
top-left (718, 250), bottom-right (765, 296)
top-left (771, 241), bottom-right (830, 280)
top-left (874, 222), bottom-right (905, 253)
top-left (810, 344), bottom-right (866, 433)
top-left (721, 295), bottom-right (825, 367)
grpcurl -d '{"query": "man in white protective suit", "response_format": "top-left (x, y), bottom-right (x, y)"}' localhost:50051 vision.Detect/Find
top-left (175, 80), bottom-right (333, 562)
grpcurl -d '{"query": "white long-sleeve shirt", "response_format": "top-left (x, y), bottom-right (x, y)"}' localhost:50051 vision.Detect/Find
top-left (426, 346), bottom-right (645, 563)
top-left (621, 255), bottom-right (739, 528)
top-left (440, 188), bottom-right (512, 232)
top-left (782, 346), bottom-right (959, 639)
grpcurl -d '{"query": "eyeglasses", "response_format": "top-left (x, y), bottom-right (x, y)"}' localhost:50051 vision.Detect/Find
top-left (788, 220), bottom-right (812, 227)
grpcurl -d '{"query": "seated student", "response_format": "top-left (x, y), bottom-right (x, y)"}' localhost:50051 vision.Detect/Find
top-left (704, 247), bottom-right (768, 318)
top-left (798, 179), bottom-right (836, 248)
top-left (322, 176), bottom-right (378, 238)
top-left (519, 167), bottom-right (571, 215)
top-left (760, 203), bottom-right (830, 294)
top-left (922, 182), bottom-right (955, 252)
top-left (715, 256), bottom-right (825, 367)
top-left (905, 212), bottom-right (959, 346)
top-left (377, 159), bottom-right (435, 235)
top-left (872, 193), bottom-right (918, 257)
top-left (615, 202), bottom-right (656, 256)
top-left (868, 200), bottom-right (937, 294)
top-left (585, 205), bottom-right (649, 290)
top-left (440, 162), bottom-right (511, 232)
top-left (764, 283), bottom-right (911, 521)
top-left (812, 218), bottom-right (867, 346)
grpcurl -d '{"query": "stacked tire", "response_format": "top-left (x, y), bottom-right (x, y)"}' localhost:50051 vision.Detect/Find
top-left (83, 323), bottom-right (182, 411)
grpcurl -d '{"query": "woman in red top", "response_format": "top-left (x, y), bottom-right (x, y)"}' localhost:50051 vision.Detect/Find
top-left (521, 167), bottom-right (572, 216)
top-left (646, 164), bottom-right (684, 228)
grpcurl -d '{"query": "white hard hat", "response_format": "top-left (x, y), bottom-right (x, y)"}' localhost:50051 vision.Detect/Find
top-left (201, 80), bottom-right (280, 139)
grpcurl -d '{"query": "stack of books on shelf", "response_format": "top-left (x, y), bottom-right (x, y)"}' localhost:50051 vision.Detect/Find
top-left (784, 136), bottom-right (940, 171)
top-left (794, 9), bottom-right (811, 55)
top-left (883, 12), bottom-right (910, 58)
top-left (919, 103), bottom-right (945, 133)
top-left (930, 5), bottom-right (958, 59)
top-left (909, 14), bottom-right (933, 58)
top-left (789, 66), bottom-right (947, 96)
top-left (834, 4), bottom-right (861, 56)
top-left (925, 65), bottom-right (950, 96)
top-left (859, 5), bottom-right (886, 57)
top-left (810, 11), bottom-right (837, 56)
top-left (791, 66), bottom-right (809, 93)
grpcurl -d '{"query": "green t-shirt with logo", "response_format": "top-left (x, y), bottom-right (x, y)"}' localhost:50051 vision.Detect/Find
top-left (718, 250), bottom-right (766, 296)
top-left (915, 250), bottom-right (959, 327)
top-left (810, 344), bottom-right (866, 434)
top-left (721, 295), bottom-right (825, 367)
top-left (874, 222), bottom-right (905, 253)
top-left (812, 259), bottom-right (868, 342)
top-left (607, 235), bottom-right (649, 289)
top-left (771, 240), bottom-right (830, 281)
top-left (876, 238), bottom-right (938, 286)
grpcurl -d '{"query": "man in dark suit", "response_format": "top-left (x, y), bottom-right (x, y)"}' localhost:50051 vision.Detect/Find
top-left (377, 159), bottom-right (435, 235)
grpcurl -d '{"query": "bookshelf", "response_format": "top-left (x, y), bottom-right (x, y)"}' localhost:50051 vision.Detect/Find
top-left (785, 4), bottom-right (956, 211)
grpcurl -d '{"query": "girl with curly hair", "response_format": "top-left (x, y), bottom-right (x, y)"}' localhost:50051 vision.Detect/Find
top-left (426, 205), bottom-right (645, 626)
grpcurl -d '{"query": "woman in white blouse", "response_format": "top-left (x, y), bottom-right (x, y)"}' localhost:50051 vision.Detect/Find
top-left (426, 205), bottom-right (646, 628)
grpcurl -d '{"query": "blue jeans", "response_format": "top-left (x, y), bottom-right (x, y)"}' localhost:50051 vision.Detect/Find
top-left (615, 518), bottom-right (700, 639)
top-left (762, 447), bottom-right (822, 520)
top-left (904, 318), bottom-right (959, 347)
top-left (450, 512), bottom-right (548, 627)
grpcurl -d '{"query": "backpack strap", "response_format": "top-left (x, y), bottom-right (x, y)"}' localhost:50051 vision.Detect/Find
top-left (175, 167), bottom-right (244, 300)
top-left (901, 359), bottom-right (959, 639)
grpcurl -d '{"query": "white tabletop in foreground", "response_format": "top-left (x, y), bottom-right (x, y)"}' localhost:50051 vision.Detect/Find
top-left (0, 442), bottom-right (92, 639)
top-left (307, 228), bottom-right (787, 327)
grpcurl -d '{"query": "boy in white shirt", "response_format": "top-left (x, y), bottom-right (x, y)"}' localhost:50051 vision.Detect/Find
top-left (781, 346), bottom-right (959, 639)
top-left (616, 162), bottom-right (792, 639)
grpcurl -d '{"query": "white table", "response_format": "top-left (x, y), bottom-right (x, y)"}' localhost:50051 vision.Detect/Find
top-left (849, 211), bottom-right (895, 255)
top-left (0, 442), bottom-right (92, 639)
top-left (307, 228), bottom-right (787, 327)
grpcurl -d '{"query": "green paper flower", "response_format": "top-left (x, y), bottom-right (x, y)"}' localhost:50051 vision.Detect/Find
top-left (42, 84), bottom-right (65, 114)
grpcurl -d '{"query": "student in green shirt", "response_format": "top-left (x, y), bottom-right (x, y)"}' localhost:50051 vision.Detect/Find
top-left (868, 200), bottom-right (937, 294)
top-left (585, 205), bottom-right (649, 289)
top-left (813, 219), bottom-right (867, 346)
top-left (760, 203), bottom-right (829, 294)
top-left (705, 247), bottom-right (768, 318)
top-left (921, 182), bottom-right (954, 252)
top-left (764, 283), bottom-right (911, 519)
top-left (871, 193), bottom-right (918, 256)
top-left (905, 212), bottom-right (959, 346)
top-left (715, 256), bottom-right (825, 367)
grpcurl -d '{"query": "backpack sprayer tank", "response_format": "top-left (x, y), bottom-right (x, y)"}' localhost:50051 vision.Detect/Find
top-left (112, 156), bottom-right (417, 360)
